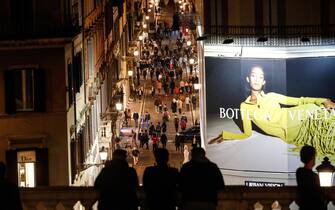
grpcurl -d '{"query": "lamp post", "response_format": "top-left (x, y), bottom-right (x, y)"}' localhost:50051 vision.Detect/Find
top-left (316, 157), bottom-right (335, 187)
top-left (99, 146), bottom-right (108, 163)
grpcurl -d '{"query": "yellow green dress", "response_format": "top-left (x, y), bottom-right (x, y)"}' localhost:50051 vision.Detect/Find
top-left (221, 92), bottom-right (335, 156)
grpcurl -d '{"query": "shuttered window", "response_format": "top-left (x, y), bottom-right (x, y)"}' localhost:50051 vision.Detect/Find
top-left (5, 68), bottom-right (46, 114)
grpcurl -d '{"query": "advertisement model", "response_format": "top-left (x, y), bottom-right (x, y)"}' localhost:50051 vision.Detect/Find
top-left (204, 49), bottom-right (335, 185)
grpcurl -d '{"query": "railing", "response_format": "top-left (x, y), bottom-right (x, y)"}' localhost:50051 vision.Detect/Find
top-left (20, 186), bottom-right (335, 210)
top-left (204, 25), bottom-right (335, 46)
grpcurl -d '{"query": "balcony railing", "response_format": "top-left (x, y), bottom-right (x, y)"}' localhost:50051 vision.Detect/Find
top-left (204, 25), bottom-right (335, 46)
top-left (20, 186), bottom-right (335, 210)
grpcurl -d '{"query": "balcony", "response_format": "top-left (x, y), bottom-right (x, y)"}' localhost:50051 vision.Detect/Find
top-left (204, 25), bottom-right (335, 46)
top-left (20, 186), bottom-right (335, 210)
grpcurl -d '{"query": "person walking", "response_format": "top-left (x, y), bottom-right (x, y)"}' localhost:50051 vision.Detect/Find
top-left (296, 145), bottom-right (327, 210)
top-left (0, 162), bottom-right (23, 210)
top-left (161, 132), bottom-right (168, 149)
top-left (183, 145), bottom-right (190, 164)
top-left (179, 148), bottom-right (225, 210)
top-left (133, 111), bottom-right (139, 128)
top-left (143, 148), bottom-right (179, 210)
top-left (94, 149), bottom-right (139, 210)
top-left (132, 147), bottom-right (140, 166)
top-left (174, 115), bottom-right (179, 132)
top-left (152, 133), bottom-right (159, 151)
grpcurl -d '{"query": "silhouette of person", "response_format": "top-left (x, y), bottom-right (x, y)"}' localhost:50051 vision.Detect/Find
top-left (296, 145), bottom-right (327, 210)
top-left (143, 148), bottom-right (179, 210)
top-left (179, 148), bottom-right (225, 210)
top-left (94, 149), bottom-right (139, 210)
top-left (0, 161), bottom-right (23, 210)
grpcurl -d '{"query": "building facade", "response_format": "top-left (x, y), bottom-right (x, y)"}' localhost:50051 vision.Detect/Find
top-left (0, 0), bottom-right (131, 186)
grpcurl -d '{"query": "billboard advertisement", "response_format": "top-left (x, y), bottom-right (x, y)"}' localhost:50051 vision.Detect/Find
top-left (205, 56), bottom-right (335, 185)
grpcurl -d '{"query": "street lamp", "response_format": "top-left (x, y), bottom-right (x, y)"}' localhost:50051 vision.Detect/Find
top-left (133, 50), bottom-right (139, 57)
top-left (189, 58), bottom-right (195, 65)
top-left (128, 70), bottom-right (133, 77)
top-left (316, 157), bottom-right (335, 187)
top-left (99, 146), bottom-right (108, 162)
top-left (115, 102), bottom-right (123, 111)
top-left (148, 8), bottom-right (152, 12)
top-left (143, 23), bottom-right (148, 29)
top-left (194, 83), bottom-right (200, 90)
top-left (139, 35), bottom-right (143, 41)
top-left (187, 40), bottom-right (192, 46)
top-left (145, 15), bottom-right (149, 20)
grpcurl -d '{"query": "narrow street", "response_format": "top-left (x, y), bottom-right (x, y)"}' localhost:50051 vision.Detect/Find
top-left (118, 1), bottom-right (200, 183)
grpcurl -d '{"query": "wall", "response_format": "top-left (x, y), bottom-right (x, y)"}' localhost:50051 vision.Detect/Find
top-left (0, 46), bottom-right (69, 185)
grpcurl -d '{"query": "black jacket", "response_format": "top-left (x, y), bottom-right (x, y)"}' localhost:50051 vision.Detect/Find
top-left (94, 159), bottom-right (139, 210)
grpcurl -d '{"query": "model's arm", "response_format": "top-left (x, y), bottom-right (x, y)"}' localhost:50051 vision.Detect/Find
top-left (272, 92), bottom-right (329, 106)
top-left (222, 103), bottom-right (252, 140)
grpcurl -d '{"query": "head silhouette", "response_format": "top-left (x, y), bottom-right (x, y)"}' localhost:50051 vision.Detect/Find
top-left (113, 149), bottom-right (127, 160)
top-left (191, 147), bottom-right (206, 162)
top-left (154, 148), bottom-right (169, 166)
top-left (300, 145), bottom-right (316, 165)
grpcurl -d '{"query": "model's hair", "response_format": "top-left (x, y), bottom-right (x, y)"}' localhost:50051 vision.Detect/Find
top-left (300, 145), bottom-right (316, 164)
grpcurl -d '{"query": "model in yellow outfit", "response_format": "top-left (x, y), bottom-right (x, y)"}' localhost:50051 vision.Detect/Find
top-left (209, 66), bottom-right (335, 156)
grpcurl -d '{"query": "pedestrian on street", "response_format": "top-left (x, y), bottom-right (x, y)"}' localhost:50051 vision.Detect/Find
top-left (183, 145), bottom-right (190, 164)
top-left (149, 122), bottom-right (155, 137)
top-left (178, 99), bottom-right (183, 114)
top-left (156, 122), bottom-right (162, 137)
top-left (133, 112), bottom-right (139, 128)
top-left (94, 149), bottom-right (139, 210)
top-left (180, 119), bottom-right (187, 131)
top-left (173, 115), bottom-right (179, 132)
top-left (171, 98), bottom-right (177, 113)
top-left (175, 135), bottom-right (181, 152)
top-left (131, 130), bottom-right (138, 147)
top-left (160, 132), bottom-right (168, 149)
top-left (132, 147), bottom-right (140, 166)
top-left (152, 133), bottom-right (159, 151)
top-left (143, 130), bottom-right (150, 149)
top-left (192, 94), bottom-right (197, 108)
top-left (185, 95), bottom-right (191, 111)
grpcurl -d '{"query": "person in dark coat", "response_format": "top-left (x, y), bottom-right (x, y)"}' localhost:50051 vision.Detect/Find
top-left (143, 148), bottom-right (179, 210)
top-left (179, 148), bottom-right (225, 210)
top-left (94, 149), bottom-right (139, 210)
top-left (160, 132), bottom-right (168, 149)
top-left (0, 162), bottom-right (23, 210)
top-left (296, 145), bottom-right (327, 210)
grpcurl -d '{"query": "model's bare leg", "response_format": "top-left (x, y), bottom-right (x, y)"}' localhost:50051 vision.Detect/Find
top-left (208, 135), bottom-right (222, 144)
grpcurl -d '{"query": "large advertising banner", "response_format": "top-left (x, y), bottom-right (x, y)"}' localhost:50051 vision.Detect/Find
top-left (205, 56), bottom-right (335, 185)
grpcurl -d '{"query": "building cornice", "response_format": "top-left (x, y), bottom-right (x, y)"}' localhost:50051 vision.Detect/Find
top-left (0, 38), bottom-right (73, 50)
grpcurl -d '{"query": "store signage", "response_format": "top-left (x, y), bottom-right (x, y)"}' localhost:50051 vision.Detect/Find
top-left (17, 151), bottom-right (36, 163)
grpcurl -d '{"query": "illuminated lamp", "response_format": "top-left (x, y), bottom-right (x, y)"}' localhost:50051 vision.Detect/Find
top-left (149, 4), bottom-right (153, 8)
top-left (116, 102), bottom-right (123, 111)
top-left (148, 8), bottom-right (152, 12)
top-left (139, 35), bottom-right (143, 41)
top-left (189, 58), bottom-right (195, 65)
top-left (145, 15), bottom-right (149, 20)
top-left (194, 83), bottom-right (200, 90)
top-left (128, 70), bottom-right (133, 77)
top-left (316, 157), bottom-right (335, 187)
top-left (187, 40), bottom-right (192, 46)
top-left (133, 50), bottom-right (139, 56)
top-left (99, 146), bottom-right (108, 162)
top-left (186, 28), bottom-right (189, 33)
top-left (143, 23), bottom-right (147, 29)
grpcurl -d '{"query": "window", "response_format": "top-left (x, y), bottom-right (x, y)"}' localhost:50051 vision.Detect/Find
top-left (5, 68), bottom-right (45, 114)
